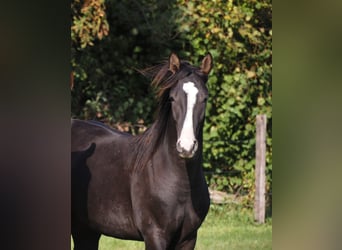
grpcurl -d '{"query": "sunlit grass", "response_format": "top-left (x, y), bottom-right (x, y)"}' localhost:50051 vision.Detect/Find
top-left (195, 204), bottom-right (272, 250)
top-left (71, 204), bottom-right (272, 250)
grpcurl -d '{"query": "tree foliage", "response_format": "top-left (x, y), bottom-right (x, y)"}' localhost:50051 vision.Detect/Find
top-left (71, 0), bottom-right (183, 133)
top-left (72, 0), bottom-right (109, 48)
top-left (71, 0), bottom-right (272, 206)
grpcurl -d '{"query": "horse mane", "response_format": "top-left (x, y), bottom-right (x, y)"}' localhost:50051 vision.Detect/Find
top-left (132, 60), bottom-right (200, 170)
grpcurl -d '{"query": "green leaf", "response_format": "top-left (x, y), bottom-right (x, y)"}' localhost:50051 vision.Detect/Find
top-left (257, 97), bottom-right (265, 106)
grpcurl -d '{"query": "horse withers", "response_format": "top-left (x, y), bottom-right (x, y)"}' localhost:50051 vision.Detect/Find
top-left (71, 52), bottom-right (213, 250)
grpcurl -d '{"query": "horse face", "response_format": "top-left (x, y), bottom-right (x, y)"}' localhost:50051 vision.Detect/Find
top-left (169, 53), bottom-right (212, 158)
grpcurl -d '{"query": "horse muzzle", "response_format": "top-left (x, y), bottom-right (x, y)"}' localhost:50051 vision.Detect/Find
top-left (176, 139), bottom-right (198, 158)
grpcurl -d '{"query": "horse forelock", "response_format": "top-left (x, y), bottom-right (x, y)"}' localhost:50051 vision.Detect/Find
top-left (154, 62), bottom-right (201, 98)
top-left (140, 61), bottom-right (200, 99)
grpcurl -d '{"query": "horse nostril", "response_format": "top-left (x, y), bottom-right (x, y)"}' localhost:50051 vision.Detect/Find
top-left (176, 140), bottom-right (182, 152)
top-left (193, 140), bottom-right (198, 152)
top-left (177, 139), bottom-right (198, 153)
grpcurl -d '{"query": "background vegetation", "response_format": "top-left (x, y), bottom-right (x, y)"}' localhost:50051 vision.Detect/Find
top-left (71, 0), bottom-right (272, 208)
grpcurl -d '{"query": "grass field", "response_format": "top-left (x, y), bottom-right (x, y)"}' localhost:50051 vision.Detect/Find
top-left (72, 204), bottom-right (272, 249)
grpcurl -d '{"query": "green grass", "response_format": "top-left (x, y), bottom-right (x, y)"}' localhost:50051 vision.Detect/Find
top-left (195, 204), bottom-right (272, 250)
top-left (72, 204), bottom-right (272, 249)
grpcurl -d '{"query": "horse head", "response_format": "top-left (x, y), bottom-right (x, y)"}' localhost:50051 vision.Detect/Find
top-left (168, 53), bottom-right (213, 158)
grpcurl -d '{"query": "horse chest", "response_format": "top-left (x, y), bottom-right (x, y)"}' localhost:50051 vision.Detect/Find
top-left (132, 174), bottom-right (208, 225)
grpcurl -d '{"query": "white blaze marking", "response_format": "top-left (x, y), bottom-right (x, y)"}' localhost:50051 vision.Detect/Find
top-left (178, 82), bottom-right (198, 151)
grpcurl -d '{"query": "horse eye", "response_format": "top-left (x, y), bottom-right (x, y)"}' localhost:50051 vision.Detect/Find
top-left (169, 96), bottom-right (175, 102)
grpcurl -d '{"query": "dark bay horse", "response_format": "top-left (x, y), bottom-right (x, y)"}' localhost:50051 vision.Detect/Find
top-left (71, 52), bottom-right (213, 250)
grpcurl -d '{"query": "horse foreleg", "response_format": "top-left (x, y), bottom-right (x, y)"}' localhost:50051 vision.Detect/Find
top-left (72, 220), bottom-right (101, 250)
top-left (175, 231), bottom-right (197, 250)
top-left (142, 227), bottom-right (171, 250)
top-left (72, 231), bottom-right (101, 250)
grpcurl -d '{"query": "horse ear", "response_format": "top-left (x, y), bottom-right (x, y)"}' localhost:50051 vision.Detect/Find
top-left (169, 53), bottom-right (180, 74)
top-left (200, 53), bottom-right (213, 74)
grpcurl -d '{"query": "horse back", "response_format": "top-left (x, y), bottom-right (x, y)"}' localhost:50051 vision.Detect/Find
top-left (71, 119), bottom-right (128, 149)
